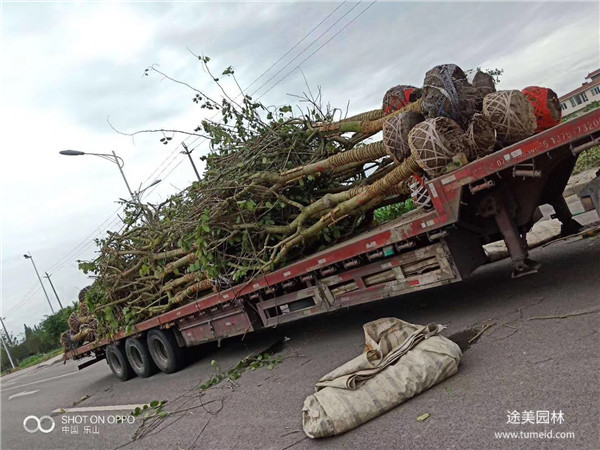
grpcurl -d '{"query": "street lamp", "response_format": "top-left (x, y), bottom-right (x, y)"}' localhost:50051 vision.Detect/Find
top-left (134, 178), bottom-right (162, 202)
top-left (59, 150), bottom-right (135, 200)
top-left (23, 252), bottom-right (55, 314)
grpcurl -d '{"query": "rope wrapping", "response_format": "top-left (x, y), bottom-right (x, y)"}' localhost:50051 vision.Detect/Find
top-left (383, 111), bottom-right (425, 163)
top-left (521, 86), bottom-right (561, 132)
top-left (422, 64), bottom-right (478, 128)
top-left (483, 90), bottom-right (537, 145)
top-left (382, 85), bottom-right (422, 115)
top-left (409, 117), bottom-right (468, 177)
top-left (466, 113), bottom-right (496, 159)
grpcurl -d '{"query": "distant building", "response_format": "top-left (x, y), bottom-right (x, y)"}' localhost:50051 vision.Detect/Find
top-left (559, 69), bottom-right (600, 118)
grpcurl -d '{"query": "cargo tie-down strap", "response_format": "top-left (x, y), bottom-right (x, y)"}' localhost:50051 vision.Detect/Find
top-left (302, 318), bottom-right (462, 438)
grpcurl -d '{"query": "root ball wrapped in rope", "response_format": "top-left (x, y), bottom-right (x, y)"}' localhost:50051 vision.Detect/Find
top-left (466, 113), bottom-right (496, 159)
top-left (466, 70), bottom-right (496, 110)
top-left (409, 117), bottom-right (469, 177)
top-left (483, 90), bottom-right (537, 145)
top-left (383, 111), bottom-right (425, 163)
top-left (521, 86), bottom-right (561, 132)
top-left (422, 64), bottom-right (478, 128)
top-left (382, 85), bottom-right (422, 115)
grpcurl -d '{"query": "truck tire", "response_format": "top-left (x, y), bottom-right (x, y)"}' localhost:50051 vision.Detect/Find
top-left (147, 329), bottom-right (184, 374)
top-left (106, 344), bottom-right (135, 381)
top-left (125, 337), bottom-right (158, 378)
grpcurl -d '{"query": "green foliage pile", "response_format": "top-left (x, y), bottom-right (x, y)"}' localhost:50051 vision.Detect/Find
top-left (79, 59), bottom-right (407, 338)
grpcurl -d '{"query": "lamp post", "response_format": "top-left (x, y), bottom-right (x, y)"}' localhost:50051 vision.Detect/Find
top-left (59, 150), bottom-right (135, 200)
top-left (23, 252), bottom-right (55, 314)
top-left (134, 178), bottom-right (162, 203)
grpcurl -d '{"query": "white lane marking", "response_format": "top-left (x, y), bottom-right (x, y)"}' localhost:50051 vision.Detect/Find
top-left (53, 404), bottom-right (145, 413)
top-left (0, 371), bottom-right (78, 393)
top-left (8, 389), bottom-right (40, 400)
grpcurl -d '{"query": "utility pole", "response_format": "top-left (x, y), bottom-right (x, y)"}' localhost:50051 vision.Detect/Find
top-left (43, 272), bottom-right (64, 309)
top-left (0, 317), bottom-right (13, 345)
top-left (181, 142), bottom-right (201, 181)
top-left (112, 150), bottom-right (135, 199)
top-left (1, 335), bottom-right (16, 369)
top-left (23, 252), bottom-right (55, 314)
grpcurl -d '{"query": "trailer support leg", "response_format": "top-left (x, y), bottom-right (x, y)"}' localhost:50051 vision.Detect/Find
top-left (549, 195), bottom-right (583, 237)
top-left (480, 194), bottom-right (541, 278)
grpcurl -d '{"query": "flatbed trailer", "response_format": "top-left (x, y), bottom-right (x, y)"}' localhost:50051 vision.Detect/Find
top-left (66, 109), bottom-right (600, 380)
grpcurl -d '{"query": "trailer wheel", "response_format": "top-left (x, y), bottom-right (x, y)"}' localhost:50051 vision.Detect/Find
top-left (125, 337), bottom-right (158, 378)
top-left (106, 344), bottom-right (135, 381)
top-left (147, 329), bottom-right (184, 374)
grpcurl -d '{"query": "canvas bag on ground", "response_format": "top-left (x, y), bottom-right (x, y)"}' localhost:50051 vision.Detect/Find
top-left (302, 317), bottom-right (462, 438)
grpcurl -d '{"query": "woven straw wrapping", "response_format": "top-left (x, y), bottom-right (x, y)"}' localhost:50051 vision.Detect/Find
top-left (383, 111), bottom-right (425, 163)
top-left (409, 117), bottom-right (468, 177)
top-left (466, 113), bottom-right (496, 159)
top-left (483, 90), bottom-right (537, 145)
top-left (327, 141), bottom-right (387, 168)
top-left (340, 109), bottom-right (384, 123)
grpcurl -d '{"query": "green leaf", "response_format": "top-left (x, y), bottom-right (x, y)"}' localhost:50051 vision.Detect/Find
top-left (150, 400), bottom-right (159, 408)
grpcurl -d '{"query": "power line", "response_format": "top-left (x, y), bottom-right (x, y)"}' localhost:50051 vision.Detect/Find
top-left (244, 1), bottom-right (348, 93)
top-left (250, 1), bottom-right (362, 99)
top-left (257, 1), bottom-right (378, 101)
top-left (45, 205), bottom-right (125, 273)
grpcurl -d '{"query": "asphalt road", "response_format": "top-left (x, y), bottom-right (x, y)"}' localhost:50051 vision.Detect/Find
top-left (1, 220), bottom-right (599, 450)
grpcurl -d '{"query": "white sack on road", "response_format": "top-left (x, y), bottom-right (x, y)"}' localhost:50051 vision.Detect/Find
top-left (302, 318), bottom-right (462, 438)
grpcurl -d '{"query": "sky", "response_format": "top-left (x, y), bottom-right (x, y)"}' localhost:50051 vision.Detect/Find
top-left (1, 0), bottom-right (598, 338)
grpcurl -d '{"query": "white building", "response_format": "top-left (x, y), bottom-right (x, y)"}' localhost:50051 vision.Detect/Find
top-left (559, 68), bottom-right (600, 118)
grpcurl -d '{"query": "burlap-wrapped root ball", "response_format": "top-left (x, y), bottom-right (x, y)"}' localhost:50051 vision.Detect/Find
top-left (68, 311), bottom-right (82, 333)
top-left (409, 117), bottom-right (469, 177)
top-left (521, 86), bottom-right (561, 132)
top-left (466, 113), bottom-right (496, 159)
top-left (60, 331), bottom-right (72, 350)
top-left (382, 85), bottom-right (422, 115)
top-left (383, 111), bottom-right (425, 163)
top-left (483, 90), bottom-right (537, 145)
top-left (422, 64), bottom-right (478, 128)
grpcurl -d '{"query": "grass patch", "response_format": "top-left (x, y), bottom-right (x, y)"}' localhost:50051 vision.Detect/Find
top-left (573, 146), bottom-right (600, 174)
top-left (1, 348), bottom-right (63, 376)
